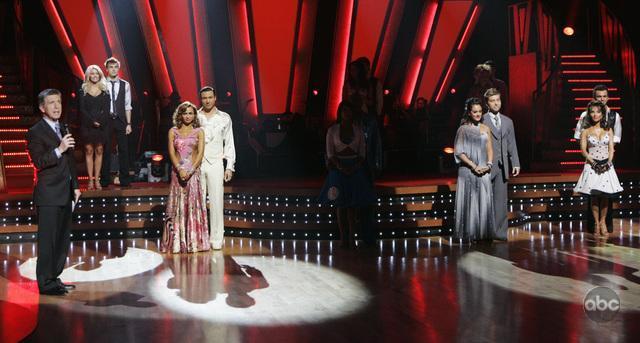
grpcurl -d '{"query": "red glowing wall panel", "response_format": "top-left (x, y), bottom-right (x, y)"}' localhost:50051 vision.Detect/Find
top-left (400, 0), bottom-right (438, 107)
top-left (132, 0), bottom-right (173, 98)
top-left (251, 0), bottom-right (299, 114)
top-left (416, 0), bottom-right (472, 103)
top-left (350, 0), bottom-right (389, 66)
top-left (290, 0), bottom-right (319, 115)
top-left (326, 0), bottom-right (355, 122)
top-left (56, 0), bottom-right (109, 72)
top-left (375, 0), bottom-right (405, 81)
top-left (42, 0), bottom-right (84, 78)
top-left (228, 0), bottom-right (258, 118)
top-left (153, 0), bottom-right (199, 102)
top-left (192, 0), bottom-right (215, 88)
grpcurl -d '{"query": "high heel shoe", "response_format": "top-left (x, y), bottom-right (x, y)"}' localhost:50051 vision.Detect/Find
top-left (592, 221), bottom-right (600, 238)
top-left (95, 178), bottom-right (102, 190)
top-left (87, 178), bottom-right (95, 191)
top-left (600, 220), bottom-right (609, 239)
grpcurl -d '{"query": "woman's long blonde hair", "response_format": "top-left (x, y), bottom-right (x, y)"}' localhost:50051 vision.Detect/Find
top-left (81, 65), bottom-right (107, 94)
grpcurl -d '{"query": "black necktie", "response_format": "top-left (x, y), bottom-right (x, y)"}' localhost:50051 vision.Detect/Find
top-left (110, 81), bottom-right (117, 118)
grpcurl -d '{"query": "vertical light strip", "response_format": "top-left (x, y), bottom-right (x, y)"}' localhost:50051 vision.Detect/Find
top-left (228, 0), bottom-right (258, 117)
top-left (41, 0), bottom-right (83, 78)
top-left (132, 0), bottom-right (173, 98)
top-left (96, 0), bottom-right (133, 86)
top-left (374, 0), bottom-right (405, 81)
top-left (434, 58), bottom-right (455, 103)
top-left (191, 0), bottom-right (215, 88)
top-left (456, 5), bottom-right (478, 51)
top-left (326, 0), bottom-right (356, 122)
top-left (435, 4), bottom-right (480, 103)
top-left (290, 0), bottom-right (318, 115)
top-left (400, 1), bottom-right (438, 107)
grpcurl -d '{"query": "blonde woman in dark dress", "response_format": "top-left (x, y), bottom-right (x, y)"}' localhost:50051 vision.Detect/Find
top-left (79, 65), bottom-right (110, 190)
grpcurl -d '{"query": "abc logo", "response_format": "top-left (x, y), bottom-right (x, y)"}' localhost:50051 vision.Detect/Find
top-left (583, 286), bottom-right (620, 322)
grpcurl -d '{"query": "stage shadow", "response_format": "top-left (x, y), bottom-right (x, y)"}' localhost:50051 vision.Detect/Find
top-left (165, 251), bottom-right (269, 308)
top-left (83, 291), bottom-right (156, 308)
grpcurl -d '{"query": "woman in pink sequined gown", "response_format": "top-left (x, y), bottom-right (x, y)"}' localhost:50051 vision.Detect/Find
top-left (161, 101), bottom-right (210, 253)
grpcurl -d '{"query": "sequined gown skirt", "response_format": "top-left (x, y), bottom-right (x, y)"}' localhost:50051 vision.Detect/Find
top-left (454, 166), bottom-right (495, 241)
top-left (161, 163), bottom-right (210, 253)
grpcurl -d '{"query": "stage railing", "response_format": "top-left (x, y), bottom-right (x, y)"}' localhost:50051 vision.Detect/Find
top-left (531, 58), bottom-right (562, 168)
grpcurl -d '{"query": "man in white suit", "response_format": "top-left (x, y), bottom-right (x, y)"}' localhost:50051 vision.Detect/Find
top-left (198, 86), bottom-right (236, 250)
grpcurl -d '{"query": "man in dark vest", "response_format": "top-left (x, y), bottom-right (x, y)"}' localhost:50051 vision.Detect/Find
top-left (27, 89), bottom-right (80, 295)
top-left (100, 57), bottom-right (132, 187)
top-left (573, 84), bottom-right (622, 234)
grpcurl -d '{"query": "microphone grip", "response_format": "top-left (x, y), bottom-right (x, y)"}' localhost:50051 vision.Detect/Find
top-left (62, 123), bottom-right (74, 150)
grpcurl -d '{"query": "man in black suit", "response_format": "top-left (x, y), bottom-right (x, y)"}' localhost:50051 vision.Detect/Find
top-left (26, 89), bottom-right (81, 295)
top-left (100, 57), bottom-right (132, 187)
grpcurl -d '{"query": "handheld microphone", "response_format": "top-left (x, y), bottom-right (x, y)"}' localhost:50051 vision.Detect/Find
top-left (62, 123), bottom-right (74, 151)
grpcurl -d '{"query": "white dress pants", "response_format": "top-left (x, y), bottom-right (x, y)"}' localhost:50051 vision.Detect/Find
top-left (201, 159), bottom-right (225, 248)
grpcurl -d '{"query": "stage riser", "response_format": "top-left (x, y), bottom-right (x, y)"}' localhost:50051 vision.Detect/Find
top-left (1, 180), bottom-right (639, 242)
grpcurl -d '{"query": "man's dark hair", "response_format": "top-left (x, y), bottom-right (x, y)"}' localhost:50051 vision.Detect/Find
top-left (592, 84), bottom-right (608, 99)
top-left (38, 89), bottom-right (62, 106)
top-left (199, 86), bottom-right (216, 97)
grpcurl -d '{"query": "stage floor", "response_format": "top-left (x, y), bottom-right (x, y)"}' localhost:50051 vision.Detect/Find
top-left (2, 219), bottom-right (639, 342)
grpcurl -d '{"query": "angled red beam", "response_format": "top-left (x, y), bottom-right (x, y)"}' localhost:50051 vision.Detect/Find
top-left (131, 0), bottom-right (173, 98)
top-left (56, 0), bottom-right (109, 72)
top-left (41, 0), bottom-right (83, 78)
top-left (374, 0), bottom-right (405, 81)
top-left (416, 0), bottom-right (473, 103)
top-left (351, 0), bottom-right (390, 67)
top-left (251, 0), bottom-right (299, 114)
top-left (153, 0), bottom-right (199, 102)
top-left (435, 3), bottom-right (480, 103)
top-left (326, 0), bottom-right (356, 122)
top-left (191, 0), bottom-right (215, 88)
top-left (399, 0), bottom-right (438, 107)
top-left (228, 0), bottom-right (258, 118)
top-left (96, 0), bottom-right (133, 87)
top-left (290, 0), bottom-right (319, 115)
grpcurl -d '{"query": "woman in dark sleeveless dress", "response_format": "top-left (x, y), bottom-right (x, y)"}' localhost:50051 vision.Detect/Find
top-left (79, 65), bottom-right (110, 190)
top-left (318, 102), bottom-right (376, 248)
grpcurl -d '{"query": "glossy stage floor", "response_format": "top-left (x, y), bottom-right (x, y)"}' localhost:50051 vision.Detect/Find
top-left (1, 221), bottom-right (640, 342)
top-left (2, 173), bottom-right (640, 342)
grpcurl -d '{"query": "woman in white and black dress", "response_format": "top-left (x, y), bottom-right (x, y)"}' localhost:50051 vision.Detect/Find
top-left (574, 100), bottom-right (623, 238)
top-left (453, 98), bottom-right (494, 242)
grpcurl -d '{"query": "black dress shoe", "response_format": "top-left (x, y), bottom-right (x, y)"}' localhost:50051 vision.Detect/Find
top-left (59, 282), bottom-right (76, 290)
top-left (40, 286), bottom-right (67, 296)
top-left (56, 278), bottom-right (76, 290)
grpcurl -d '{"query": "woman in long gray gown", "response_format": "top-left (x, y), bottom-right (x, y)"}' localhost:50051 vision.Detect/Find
top-left (454, 98), bottom-right (495, 242)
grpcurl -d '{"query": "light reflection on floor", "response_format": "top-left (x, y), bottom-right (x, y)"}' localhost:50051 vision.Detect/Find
top-left (0, 218), bottom-right (639, 342)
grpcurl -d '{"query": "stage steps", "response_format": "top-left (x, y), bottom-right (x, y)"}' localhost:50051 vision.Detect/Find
top-left (0, 57), bottom-right (38, 190)
top-left (533, 53), bottom-right (623, 171)
top-left (1, 175), bottom-right (639, 242)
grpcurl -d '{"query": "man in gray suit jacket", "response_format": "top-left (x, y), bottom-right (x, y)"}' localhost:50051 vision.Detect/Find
top-left (482, 88), bottom-right (520, 240)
